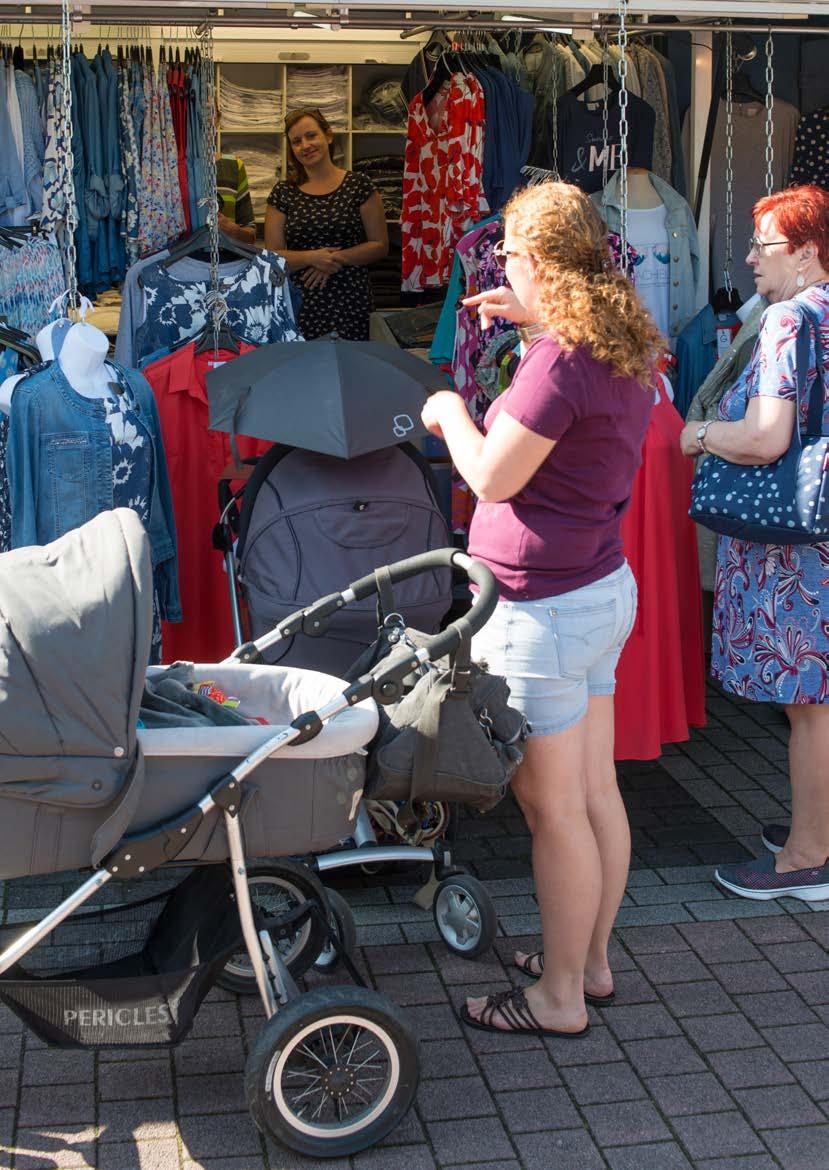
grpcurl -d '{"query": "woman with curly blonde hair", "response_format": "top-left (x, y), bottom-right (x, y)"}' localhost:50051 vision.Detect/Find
top-left (422, 182), bottom-right (660, 1039)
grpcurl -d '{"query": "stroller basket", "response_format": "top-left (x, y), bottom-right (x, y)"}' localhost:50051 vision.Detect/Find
top-left (0, 869), bottom-right (241, 1049)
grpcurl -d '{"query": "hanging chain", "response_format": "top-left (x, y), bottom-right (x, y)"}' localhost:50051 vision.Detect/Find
top-left (617, 0), bottom-right (630, 276)
top-left (764, 30), bottom-right (775, 196)
top-left (196, 19), bottom-right (227, 353)
top-left (601, 33), bottom-right (610, 206)
top-left (550, 37), bottom-right (560, 180)
top-left (59, 0), bottom-right (79, 311)
top-left (723, 31), bottom-right (734, 295)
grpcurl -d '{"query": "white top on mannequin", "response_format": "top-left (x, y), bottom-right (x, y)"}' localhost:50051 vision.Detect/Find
top-left (0, 320), bottom-right (115, 415)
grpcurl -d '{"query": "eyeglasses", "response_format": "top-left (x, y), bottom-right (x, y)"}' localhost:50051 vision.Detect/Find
top-left (748, 235), bottom-right (790, 256)
top-left (492, 242), bottom-right (526, 269)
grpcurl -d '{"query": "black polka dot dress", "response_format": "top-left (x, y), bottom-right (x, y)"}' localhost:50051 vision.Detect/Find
top-left (267, 171), bottom-right (377, 340)
top-left (789, 108), bottom-right (829, 191)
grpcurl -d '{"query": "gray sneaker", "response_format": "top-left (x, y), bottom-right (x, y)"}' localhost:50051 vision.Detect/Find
top-left (761, 824), bottom-right (790, 854)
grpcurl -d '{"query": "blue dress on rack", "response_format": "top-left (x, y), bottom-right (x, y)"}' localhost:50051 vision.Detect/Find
top-left (103, 383), bottom-right (162, 663)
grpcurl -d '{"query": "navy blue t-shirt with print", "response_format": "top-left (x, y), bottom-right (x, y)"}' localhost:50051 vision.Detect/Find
top-left (555, 91), bottom-right (656, 194)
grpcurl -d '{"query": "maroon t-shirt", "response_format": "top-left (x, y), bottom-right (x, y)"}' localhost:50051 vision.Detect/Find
top-left (468, 334), bottom-right (654, 601)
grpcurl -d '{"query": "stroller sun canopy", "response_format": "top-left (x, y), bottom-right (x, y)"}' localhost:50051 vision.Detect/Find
top-left (0, 508), bottom-right (152, 812)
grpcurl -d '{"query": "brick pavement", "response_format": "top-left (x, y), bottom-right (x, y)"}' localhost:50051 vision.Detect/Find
top-left (0, 684), bottom-right (827, 1170)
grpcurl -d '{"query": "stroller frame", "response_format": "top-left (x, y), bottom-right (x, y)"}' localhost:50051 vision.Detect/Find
top-left (0, 549), bottom-right (499, 1159)
top-left (217, 474), bottom-right (499, 957)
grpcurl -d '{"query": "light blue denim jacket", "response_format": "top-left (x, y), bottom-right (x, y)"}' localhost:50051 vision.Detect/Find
top-left (7, 360), bottom-right (181, 622)
top-left (592, 171), bottom-right (701, 342)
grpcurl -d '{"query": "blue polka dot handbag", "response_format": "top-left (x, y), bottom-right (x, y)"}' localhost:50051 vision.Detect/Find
top-left (690, 304), bottom-right (829, 545)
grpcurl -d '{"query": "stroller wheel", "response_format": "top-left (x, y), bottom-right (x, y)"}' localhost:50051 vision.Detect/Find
top-left (433, 874), bottom-right (497, 959)
top-left (246, 985), bottom-right (418, 1158)
top-left (217, 860), bottom-right (329, 994)
top-left (313, 889), bottom-right (357, 973)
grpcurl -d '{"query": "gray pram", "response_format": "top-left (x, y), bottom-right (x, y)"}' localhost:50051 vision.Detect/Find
top-left (0, 508), bottom-right (499, 1160)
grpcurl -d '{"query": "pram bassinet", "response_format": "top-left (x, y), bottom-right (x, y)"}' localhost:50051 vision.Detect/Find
top-left (0, 510), bottom-right (377, 881)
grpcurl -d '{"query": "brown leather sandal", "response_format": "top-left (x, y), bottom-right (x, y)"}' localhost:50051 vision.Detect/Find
top-left (515, 951), bottom-right (616, 1007)
top-left (460, 987), bottom-right (589, 1038)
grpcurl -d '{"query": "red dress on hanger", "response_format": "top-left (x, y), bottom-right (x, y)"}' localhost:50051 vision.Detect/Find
top-left (143, 341), bottom-right (269, 664)
top-left (614, 388), bottom-right (706, 759)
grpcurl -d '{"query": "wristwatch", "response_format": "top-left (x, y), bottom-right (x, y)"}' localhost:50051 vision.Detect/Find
top-left (696, 420), bottom-right (713, 454)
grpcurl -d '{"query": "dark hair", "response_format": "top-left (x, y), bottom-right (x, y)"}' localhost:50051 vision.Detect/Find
top-left (284, 107), bottom-right (334, 186)
top-left (753, 185), bottom-right (829, 270)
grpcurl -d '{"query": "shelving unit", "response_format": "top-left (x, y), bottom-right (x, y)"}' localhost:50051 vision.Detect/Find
top-left (216, 60), bottom-right (408, 227)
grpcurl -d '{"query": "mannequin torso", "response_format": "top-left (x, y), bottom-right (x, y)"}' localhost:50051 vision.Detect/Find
top-left (55, 323), bottom-right (114, 399)
top-left (625, 169), bottom-right (671, 339)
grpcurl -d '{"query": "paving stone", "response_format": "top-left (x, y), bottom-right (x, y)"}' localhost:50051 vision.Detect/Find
top-left (477, 1049), bottom-right (560, 1091)
top-left (708, 1048), bottom-right (795, 1089)
top-left (0, 1071), bottom-right (16, 1111)
top-left (761, 1124), bottom-right (829, 1170)
top-left (734, 1083), bottom-right (825, 1128)
top-left (99, 1057), bottom-right (172, 1101)
top-left (734, 917), bottom-right (808, 945)
top-left (628, 882), bottom-right (724, 906)
top-left (173, 1035), bottom-right (245, 1076)
top-left (623, 1036), bottom-right (707, 1077)
top-left (351, 1149), bottom-right (436, 1170)
top-left (599, 1003), bottom-right (680, 1040)
top-left (694, 1158), bottom-right (778, 1170)
top-left (179, 1113), bottom-right (261, 1160)
top-left (427, 1116), bottom-right (514, 1164)
top-left (17, 1082), bottom-right (95, 1127)
top-left (646, 1070), bottom-right (736, 1117)
top-left (635, 951), bottom-right (710, 984)
top-left (671, 1111), bottom-right (765, 1159)
top-left (606, 970), bottom-right (659, 1004)
top-left (544, 1025), bottom-right (624, 1066)
top-left (687, 898), bottom-right (795, 921)
top-left (559, 1062), bottom-right (646, 1105)
top-left (677, 921), bottom-right (762, 962)
top-left (709, 959), bottom-right (789, 994)
top-left (495, 1086), bottom-right (581, 1133)
top-left (615, 925), bottom-right (690, 955)
top-left (374, 971), bottom-right (447, 1005)
top-left (761, 940), bottom-right (828, 974)
top-left (13, 1126), bottom-right (96, 1170)
top-left (604, 1143), bottom-right (692, 1170)
top-left (441, 1164), bottom-right (519, 1170)
top-left (785, 970), bottom-right (829, 1005)
top-left (794, 914), bottom-right (829, 947)
top-left (614, 906), bottom-right (694, 927)
top-left (263, 1141), bottom-right (349, 1170)
top-left (98, 1100), bottom-right (178, 1143)
top-left (183, 1158), bottom-right (267, 1170)
top-left (98, 1138), bottom-right (181, 1170)
top-left (626, 870), bottom-right (668, 888)
top-left (736, 990), bottom-right (818, 1028)
top-left (581, 1099), bottom-right (671, 1147)
top-left (659, 980), bottom-right (736, 1017)
top-left (22, 1048), bottom-right (94, 1086)
top-left (403, 1003), bottom-right (462, 1042)
top-left (361, 943), bottom-right (434, 977)
top-left (416, 1076), bottom-right (495, 1121)
top-left (176, 1072), bottom-right (247, 1116)
top-left (419, 1038), bottom-right (479, 1080)
top-left (187, 1001), bottom-right (241, 1040)
top-left (427, 943), bottom-right (509, 987)
top-left (791, 1061), bottom-right (829, 1102)
top-left (680, 1013), bottom-right (765, 1052)
top-left (513, 1129), bottom-right (606, 1170)
top-left (677, 779), bottom-right (737, 807)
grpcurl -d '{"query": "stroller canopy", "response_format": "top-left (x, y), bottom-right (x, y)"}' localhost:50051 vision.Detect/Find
top-left (0, 509), bottom-right (152, 833)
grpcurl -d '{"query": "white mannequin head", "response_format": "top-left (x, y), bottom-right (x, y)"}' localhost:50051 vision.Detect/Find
top-left (49, 321), bottom-right (112, 398)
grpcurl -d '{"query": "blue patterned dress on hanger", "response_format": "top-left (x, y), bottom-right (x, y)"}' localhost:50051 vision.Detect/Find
top-left (103, 382), bottom-right (162, 662)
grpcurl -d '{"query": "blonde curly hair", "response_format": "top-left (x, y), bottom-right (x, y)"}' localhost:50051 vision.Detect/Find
top-left (503, 182), bottom-right (663, 384)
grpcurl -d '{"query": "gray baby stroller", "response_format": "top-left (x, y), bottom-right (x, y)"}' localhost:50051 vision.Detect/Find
top-left (0, 508), bottom-right (499, 1159)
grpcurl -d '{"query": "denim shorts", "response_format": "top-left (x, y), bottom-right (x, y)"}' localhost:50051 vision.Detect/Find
top-left (471, 562), bottom-right (638, 737)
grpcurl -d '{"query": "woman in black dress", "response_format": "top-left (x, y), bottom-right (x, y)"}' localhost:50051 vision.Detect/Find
top-left (264, 107), bottom-right (389, 340)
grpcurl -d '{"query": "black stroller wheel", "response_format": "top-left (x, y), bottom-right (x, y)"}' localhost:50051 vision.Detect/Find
top-left (217, 860), bottom-right (329, 993)
top-left (245, 985), bottom-right (419, 1158)
top-left (433, 874), bottom-right (497, 959)
top-left (313, 889), bottom-right (357, 973)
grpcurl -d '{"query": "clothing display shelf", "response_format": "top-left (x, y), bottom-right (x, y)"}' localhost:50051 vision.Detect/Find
top-left (216, 60), bottom-right (409, 224)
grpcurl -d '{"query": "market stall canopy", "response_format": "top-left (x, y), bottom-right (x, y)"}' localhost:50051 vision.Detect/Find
top-left (206, 337), bottom-right (447, 459)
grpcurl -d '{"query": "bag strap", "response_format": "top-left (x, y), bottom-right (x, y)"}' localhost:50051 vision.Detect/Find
top-left (797, 303), bottom-right (827, 438)
top-left (374, 565), bottom-right (396, 625)
top-left (398, 672), bottom-right (451, 830)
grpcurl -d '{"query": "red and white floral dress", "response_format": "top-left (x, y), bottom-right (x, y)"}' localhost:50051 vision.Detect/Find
top-left (401, 74), bottom-right (489, 292)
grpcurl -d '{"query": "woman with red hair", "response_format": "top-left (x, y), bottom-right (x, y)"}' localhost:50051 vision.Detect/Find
top-left (680, 184), bottom-right (829, 902)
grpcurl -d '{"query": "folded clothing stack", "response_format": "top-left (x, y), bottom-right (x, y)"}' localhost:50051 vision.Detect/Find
top-left (242, 147), bottom-right (283, 220)
top-left (220, 78), bottom-right (283, 131)
top-left (286, 65), bottom-right (348, 129)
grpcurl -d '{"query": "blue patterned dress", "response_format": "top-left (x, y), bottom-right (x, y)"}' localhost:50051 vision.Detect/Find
top-left (104, 381), bottom-right (162, 663)
top-left (711, 282), bottom-right (829, 705)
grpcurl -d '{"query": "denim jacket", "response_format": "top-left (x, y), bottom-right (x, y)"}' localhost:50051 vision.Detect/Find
top-left (592, 171), bottom-right (701, 342)
top-left (7, 360), bottom-right (181, 622)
